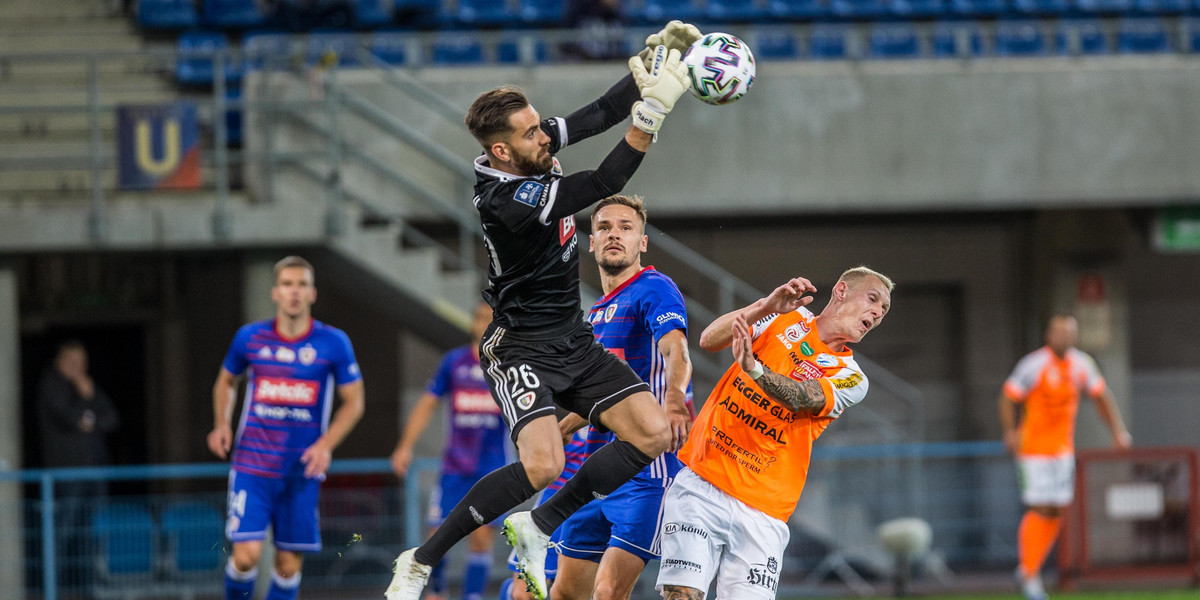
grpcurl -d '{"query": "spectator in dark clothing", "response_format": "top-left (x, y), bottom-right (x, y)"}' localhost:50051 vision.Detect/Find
top-left (38, 340), bottom-right (121, 476)
top-left (563, 0), bottom-right (628, 61)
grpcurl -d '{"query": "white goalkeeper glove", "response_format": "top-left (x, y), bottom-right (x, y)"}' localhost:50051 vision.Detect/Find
top-left (639, 20), bottom-right (702, 69)
top-left (628, 45), bottom-right (690, 136)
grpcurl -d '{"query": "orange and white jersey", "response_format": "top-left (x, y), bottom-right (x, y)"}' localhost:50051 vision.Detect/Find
top-left (1003, 346), bottom-right (1107, 457)
top-left (681, 306), bottom-right (868, 522)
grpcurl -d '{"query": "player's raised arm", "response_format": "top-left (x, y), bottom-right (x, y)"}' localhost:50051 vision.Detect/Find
top-left (699, 278), bottom-right (818, 352)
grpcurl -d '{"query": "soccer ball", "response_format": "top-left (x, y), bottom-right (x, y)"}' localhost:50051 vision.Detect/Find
top-left (682, 33), bottom-right (756, 106)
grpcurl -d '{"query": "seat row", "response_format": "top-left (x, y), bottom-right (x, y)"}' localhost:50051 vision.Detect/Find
top-left (89, 501), bottom-right (225, 581)
top-left (137, 0), bottom-right (1200, 32)
top-left (174, 18), bottom-right (1200, 85)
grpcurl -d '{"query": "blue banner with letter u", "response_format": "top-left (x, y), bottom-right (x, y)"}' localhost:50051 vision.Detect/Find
top-left (116, 102), bottom-right (201, 190)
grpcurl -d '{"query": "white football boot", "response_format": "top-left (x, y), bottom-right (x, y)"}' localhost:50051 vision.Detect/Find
top-left (503, 511), bottom-right (552, 600)
top-left (385, 548), bottom-right (431, 600)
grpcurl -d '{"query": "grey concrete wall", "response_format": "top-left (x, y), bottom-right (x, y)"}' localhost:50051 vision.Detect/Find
top-left (249, 57), bottom-right (1200, 218)
top-left (0, 269), bottom-right (22, 598)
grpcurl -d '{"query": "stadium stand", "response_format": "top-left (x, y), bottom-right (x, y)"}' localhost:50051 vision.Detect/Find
top-left (994, 20), bottom-right (1049, 55)
top-left (135, 0), bottom-right (200, 30)
top-left (754, 29), bottom-right (802, 58)
top-left (160, 501), bottom-right (225, 578)
top-left (1116, 17), bottom-right (1171, 51)
top-left (869, 24), bottom-right (922, 58)
top-left (200, 0), bottom-right (272, 29)
top-left (92, 504), bottom-right (156, 583)
top-left (1056, 19), bottom-right (1111, 53)
top-left (175, 31), bottom-right (243, 86)
top-left (810, 26), bottom-right (850, 58)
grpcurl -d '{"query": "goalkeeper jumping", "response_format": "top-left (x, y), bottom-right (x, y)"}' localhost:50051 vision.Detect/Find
top-left (385, 21), bottom-right (702, 600)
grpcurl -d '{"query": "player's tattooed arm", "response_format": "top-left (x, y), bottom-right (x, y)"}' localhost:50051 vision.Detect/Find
top-left (757, 365), bottom-right (827, 416)
top-left (661, 585), bottom-right (705, 600)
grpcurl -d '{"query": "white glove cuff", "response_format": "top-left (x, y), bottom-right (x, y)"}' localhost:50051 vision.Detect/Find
top-left (632, 100), bottom-right (666, 135)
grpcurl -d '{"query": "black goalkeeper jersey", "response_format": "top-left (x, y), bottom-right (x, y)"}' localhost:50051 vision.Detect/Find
top-left (472, 75), bottom-right (645, 330)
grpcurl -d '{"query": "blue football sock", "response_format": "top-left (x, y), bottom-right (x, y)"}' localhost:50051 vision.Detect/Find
top-left (265, 569), bottom-right (301, 600)
top-left (224, 559), bottom-right (257, 600)
top-left (430, 556), bottom-right (450, 594)
top-left (498, 577), bottom-right (514, 600)
top-left (463, 551), bottom-right (492, 600)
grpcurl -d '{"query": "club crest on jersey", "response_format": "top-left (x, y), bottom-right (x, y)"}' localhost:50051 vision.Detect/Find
top-left (559, 215), bottom-right (576, 246)
top-left (784, 324), bottom-right (805, 343)
top-left (815, 353), bottom-right (838, 368)
top-left (513, 181), bottom-right (544, 207)
top-left (275, 347), bottom-right (296, 363)
top-left (298, 346), bottom-right (316, 366)
top-left (604, 304), bottom-right (618, 323)
top-left (257, 346), bottom-right (273, 359)
top-left (516, 391), bottom-right (536, 410)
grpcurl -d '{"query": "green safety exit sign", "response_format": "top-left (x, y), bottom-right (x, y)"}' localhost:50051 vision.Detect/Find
top-left (1155, 207), bottom-right (1200, 252)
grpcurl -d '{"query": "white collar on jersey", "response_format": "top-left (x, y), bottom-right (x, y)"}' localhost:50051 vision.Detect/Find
top-left (473, 154), bottom-right (562, 182)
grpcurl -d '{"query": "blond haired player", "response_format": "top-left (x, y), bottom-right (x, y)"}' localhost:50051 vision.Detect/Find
top-left (999, 314), bottom-right (1131, 600)
top-left (656, 267), bottom-right (893, 600)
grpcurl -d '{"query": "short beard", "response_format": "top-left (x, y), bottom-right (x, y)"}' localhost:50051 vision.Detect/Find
top-left (598, 254), bottom-right (634, 276)
top-left (512, 150), bottom-right (553, 177)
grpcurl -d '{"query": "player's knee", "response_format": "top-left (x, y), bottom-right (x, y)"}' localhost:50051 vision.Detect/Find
top-left (231, 544), bottom-right (261, 572)
top-left (591, 579), bottom-right (630, 600)
top-left (521, 451), bottom-right (566, 489)
top-left (640, 419), bottom-right (672, 457)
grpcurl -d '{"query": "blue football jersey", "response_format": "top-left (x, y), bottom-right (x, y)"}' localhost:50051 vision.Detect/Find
top-left (222, 319), bottom-right (361, 479)
top-left (588, 267), bottom-right (691, 482)
top-left (427, 346), bottom-right (510, 475)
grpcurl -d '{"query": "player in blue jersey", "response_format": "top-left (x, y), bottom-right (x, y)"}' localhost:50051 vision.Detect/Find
top-left (390, 302), bottom-right (511, 600)
top-left (548, 194), bottom-right (693, 600)
top-left (207, 256), bottom-right (365, 600)
top-left (501, 423), bottom-right (611, 600)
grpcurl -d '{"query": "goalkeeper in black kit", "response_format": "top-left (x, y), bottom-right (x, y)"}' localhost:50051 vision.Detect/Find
top-left (385, 20), bottom-right (702, 600)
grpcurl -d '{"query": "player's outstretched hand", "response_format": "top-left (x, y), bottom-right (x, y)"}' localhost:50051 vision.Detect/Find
top-left (207, 424), bottom-right (233, 459)
top-left (763, 277), bottom-right (817, 315)
top-left (731, 313), bottom-right (757, 373)
top-left (641, 20), bottom-right (702, 68)
top-left (628, 46), bottom-right (690, 135)
top-left (301, 440), bottom-right (333, 479)
top-left (665, 400), bottom-right (692, 453)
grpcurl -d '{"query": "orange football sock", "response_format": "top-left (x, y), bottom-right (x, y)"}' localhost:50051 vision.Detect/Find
top-left (1018, 510), bottom-right (1063, 578)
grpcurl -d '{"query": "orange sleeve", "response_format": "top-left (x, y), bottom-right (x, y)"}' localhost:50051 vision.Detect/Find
top-left (1003, 381), bottom-right (1026, 402)
top-left (815, 378), bottom-right (836, 417)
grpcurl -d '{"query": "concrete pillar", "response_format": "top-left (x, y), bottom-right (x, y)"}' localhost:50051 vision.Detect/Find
top-left (0, 268), bottom-right (24, 598)
top-left (243, 255), bottom-right (278, 322)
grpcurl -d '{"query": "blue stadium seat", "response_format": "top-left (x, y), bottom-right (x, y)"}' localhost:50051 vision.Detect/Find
top-left (635, 0), bottom-right (706, 25)
top-left (176, 31), bottom-right (242, 86)
top-left (136, 0), bottom-right (199, 29)
top-left (202, 0), bottom-right (271, 28)
top-left (754, 30), bottom-right (800, 59)
top-left (1188, 18), bottom-right (1200, 51)
top-left (455, 0), bottom-right (520, 27)
top-left (520, 0), bottom-right (567, 25)
top-left (1117, 18), bottom-right (1169, 52)
top-left (161, 502), bottom-right (225, 576)
top-left (92, 504), bottom-right (155, 580)
top-left (1055, 20), bottom-right (1109, 54)
top-left (951, 0), bottom-right (1008, 16)
top-left (1075, 0), bottom-right (1133, 14)
top-left (497, 35), bottom-right (549, 63)
top-left (832, 0), bottom-right (889, 18)
top-left (369, 32), bottom-right (410, 65)
top-left (431, 34), bottom-right (485, 64)
top-left (890, 0), bottom-right (947, 19)
top-left (1133, 0), bottom-right (1187, 12)
top-left (809, 27), bottom-right (848, 59)
top-left (994, 20), bottom-right (1047, 55)
top-left (306, 33), bottom-right (365, 66)
top-left (352, 0), bottom-right (394, 28)
top-left (708, 0), bottom-right (770, 21)
top-left (932, 22), bottom-right (983, 56)
top-left (768, 0), bottom-right (831, 18)
top-left (243, 32), bottom-right (295, 69)
top-left (225, 85), bottom-right (243, 146)
top-left (1012, 0), bottom-right (1071, 15)
top-left (869, 24), bottom-right (920, 58)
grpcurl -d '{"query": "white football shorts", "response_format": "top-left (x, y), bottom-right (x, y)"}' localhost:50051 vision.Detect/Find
top-left (655, 468), bottom-right (789, 600)
top-left (1018, 453), bottom-right (1075, 507)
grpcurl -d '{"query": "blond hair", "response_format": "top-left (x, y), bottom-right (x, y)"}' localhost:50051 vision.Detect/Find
top-left (591, 194), bottom-right (647, 229)
top-left (838, 266), bottom-right (894, 292)
top-left (274, 255), bottom-right (315, 283)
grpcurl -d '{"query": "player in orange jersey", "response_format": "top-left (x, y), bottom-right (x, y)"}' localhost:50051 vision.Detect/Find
top-left (999, 314), bottom-right (1131, 600)
top-left (656, 267), bottom-right (893, 600)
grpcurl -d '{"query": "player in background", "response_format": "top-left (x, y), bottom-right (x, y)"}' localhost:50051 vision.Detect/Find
top-left (390, 302), bottom-right (509, 600)
top-left (386, 20), bottom-right (700, 600)
top-left (501, 423), bottom-right (611, 600)
top-left (207, 256), bottom-right (365, 600)
top-left (999, 314), bottom-right (1132, 600)
top-left (657, 268), bottom-right (893, 600)
top-left (548, 194), bottom-right (693, 600)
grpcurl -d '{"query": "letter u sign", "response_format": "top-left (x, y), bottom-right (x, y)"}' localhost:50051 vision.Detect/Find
top-left (134, 119), bottom-right (181, 175)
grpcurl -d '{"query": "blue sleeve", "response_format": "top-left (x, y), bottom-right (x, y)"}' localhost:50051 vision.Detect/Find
top-left (425, 351), bottom-right (456, 398)
top-left (641, 278), bottom-right (689, 343)
top-left (332, 330), bottom-right (363, 386)
top-left (221, 325), bottom-right (252, 376)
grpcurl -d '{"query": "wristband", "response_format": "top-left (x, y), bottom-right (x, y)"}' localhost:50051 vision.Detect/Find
top-left (748, 361), bottom-right (764, 380)
top-left (631, 99), bottom-right (665, 137)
